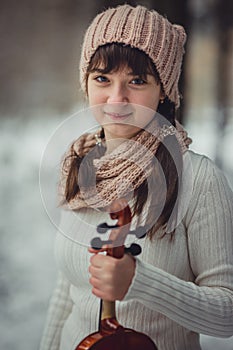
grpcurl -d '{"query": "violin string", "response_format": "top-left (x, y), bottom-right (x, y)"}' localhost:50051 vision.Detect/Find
top-left (98, 299), bottom-right (103, 330)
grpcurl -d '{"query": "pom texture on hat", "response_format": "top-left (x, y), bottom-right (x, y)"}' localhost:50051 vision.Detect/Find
top-left (79, 4), bottom-right (187, 108)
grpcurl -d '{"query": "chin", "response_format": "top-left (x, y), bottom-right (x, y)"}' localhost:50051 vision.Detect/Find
top-left (104, 124), bottom-right (140, 140)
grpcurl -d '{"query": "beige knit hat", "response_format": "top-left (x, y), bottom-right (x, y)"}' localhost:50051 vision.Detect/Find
top-left (79, 4), bottom-right (187, 108)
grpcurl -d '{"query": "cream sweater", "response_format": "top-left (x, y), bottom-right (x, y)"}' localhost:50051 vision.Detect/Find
top-left (39, 151), bottom-right (233, 350)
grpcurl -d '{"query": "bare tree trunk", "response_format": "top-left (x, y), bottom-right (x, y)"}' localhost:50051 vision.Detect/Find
top-left (213, 0), bottom-right (233, 167)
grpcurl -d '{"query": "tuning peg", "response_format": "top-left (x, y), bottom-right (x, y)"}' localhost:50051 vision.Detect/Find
top-left (128, 225), bottom-right (149, 239)
top-left (91, 238), bottom-right (142, 256)
top-left (90, 237), bottom-right (113, 250)
top-left (97, 223), bottom-right (149, 238)
top-left (124, 243), bottom-right (142, 256)
top-left (97, 222), bottom-right (119, 233)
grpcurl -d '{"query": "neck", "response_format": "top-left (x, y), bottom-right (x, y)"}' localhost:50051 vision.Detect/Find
top-left (105, 138), bottom-right (127, 154)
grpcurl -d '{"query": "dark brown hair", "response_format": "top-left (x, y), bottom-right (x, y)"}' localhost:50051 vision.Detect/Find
top-left (64, 43), bottom-right (182, 237)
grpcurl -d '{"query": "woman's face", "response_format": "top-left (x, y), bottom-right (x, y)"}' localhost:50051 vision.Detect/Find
top-left (87, 66), bottom-right (163, 142)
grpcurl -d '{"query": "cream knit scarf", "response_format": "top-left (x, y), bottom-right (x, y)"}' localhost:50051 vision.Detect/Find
top-left (61, 118), bottom-right (192, 210)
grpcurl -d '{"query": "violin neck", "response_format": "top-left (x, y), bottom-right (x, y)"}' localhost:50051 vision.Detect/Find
top-left (98, 246), bottom-right (123, 323)
top-left (98, 247), bottom-right (122, 323)
top-left (99, 299), bottom-right (120, 335)
top-left (100, 299), bottom-right (116, 320)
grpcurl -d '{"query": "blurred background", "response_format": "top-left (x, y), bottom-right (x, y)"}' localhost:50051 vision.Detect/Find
top-left (0, 0), bottom-right (233, 349)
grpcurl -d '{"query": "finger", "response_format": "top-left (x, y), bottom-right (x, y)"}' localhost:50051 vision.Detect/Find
top-left (91, 286), bottom-right (106, 300)
top-left (89, 273), bottom-right (100, 286)
top-left (90, 277), bottom-right (114, 300)
top-left (88, 247), bottom-right (100, 254)
top-left (88, 264), bottom-right (101, 277)
top-left (89, 253), bottom-right (106, 268)
top-left (88, 248), bottom-right (104, 254)
top-left (88, 246), bottom-right (108, 254)
top-left (92, 284), bottom-right (116, 301)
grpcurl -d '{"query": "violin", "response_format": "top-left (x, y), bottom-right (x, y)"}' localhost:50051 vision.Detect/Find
top-left (76, 198), bottom-right (158, 350)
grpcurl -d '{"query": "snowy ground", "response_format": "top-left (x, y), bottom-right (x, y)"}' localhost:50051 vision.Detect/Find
top-left (0, 109), bottom-right (233, 350)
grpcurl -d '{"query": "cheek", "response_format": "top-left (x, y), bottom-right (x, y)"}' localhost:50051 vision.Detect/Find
top-left (136, 97), bottom-right (159, 114)
top-left (86, 80), bottom-right (95, 105)
top-left (88, 90), bottom-right (106, 107)
top-left (149, 89), bottom-right (161, 108)
top-left (87, 80), bottom-right (106, 106)
top-left (134, 88), bottom-right (161, 110)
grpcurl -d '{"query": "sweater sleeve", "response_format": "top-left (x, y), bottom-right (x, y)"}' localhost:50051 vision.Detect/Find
top-left (124, 156), bottom-right (233, 337)
top-left (39, 271), bottom-right (73, 350)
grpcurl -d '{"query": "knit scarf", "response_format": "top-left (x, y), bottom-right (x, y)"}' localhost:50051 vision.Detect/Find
top-left (61, 118), bottom-right (192, 210)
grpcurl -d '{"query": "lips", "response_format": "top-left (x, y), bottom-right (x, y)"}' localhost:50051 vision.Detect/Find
top-left (103, 111), bottom-right (133, 121)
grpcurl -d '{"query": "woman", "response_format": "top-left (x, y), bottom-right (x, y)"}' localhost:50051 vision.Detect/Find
top-left (39, 4), bottom-right (233, 350)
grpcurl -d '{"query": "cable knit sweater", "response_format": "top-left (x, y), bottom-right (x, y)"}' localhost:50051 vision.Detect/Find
top-left (39, 151), bottom-right (233, 350)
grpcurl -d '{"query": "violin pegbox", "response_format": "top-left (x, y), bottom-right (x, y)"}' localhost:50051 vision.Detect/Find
top-left (90, 199), bottom-right (149, 257)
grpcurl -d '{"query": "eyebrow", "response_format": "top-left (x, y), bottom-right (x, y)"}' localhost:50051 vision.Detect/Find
top-left (90, 69), bottom-right (150, 76)
top-left (91, 68), bottom-right (107, 73)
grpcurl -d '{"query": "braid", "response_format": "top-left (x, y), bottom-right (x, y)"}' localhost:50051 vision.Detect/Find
top-left (63, 134), bottom-right (106, 202)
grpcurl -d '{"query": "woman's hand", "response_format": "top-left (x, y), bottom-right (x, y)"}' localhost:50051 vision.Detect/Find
top-left (88, 249), bottom-right (136, 301)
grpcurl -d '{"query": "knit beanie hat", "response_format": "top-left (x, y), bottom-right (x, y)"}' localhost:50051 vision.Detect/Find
top-left (79, 4), bottom-right (187, 108)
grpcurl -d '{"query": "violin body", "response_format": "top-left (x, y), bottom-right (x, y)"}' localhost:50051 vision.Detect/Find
top-left (76, 199), bottom-right (158, 350)
top-left (77, 317), bottom-right (156, 350)
top-left (77, 327), bottom-right (156, 350)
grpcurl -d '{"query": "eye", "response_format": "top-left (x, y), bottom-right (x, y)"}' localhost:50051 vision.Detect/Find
top-left (130, 77), bottom-right (147, 85)
top-left (94, 75), bottom-right (109, 83)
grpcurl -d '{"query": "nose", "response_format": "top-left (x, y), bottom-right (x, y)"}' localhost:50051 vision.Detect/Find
top-left (107, 83), bottom-right (129, 104)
